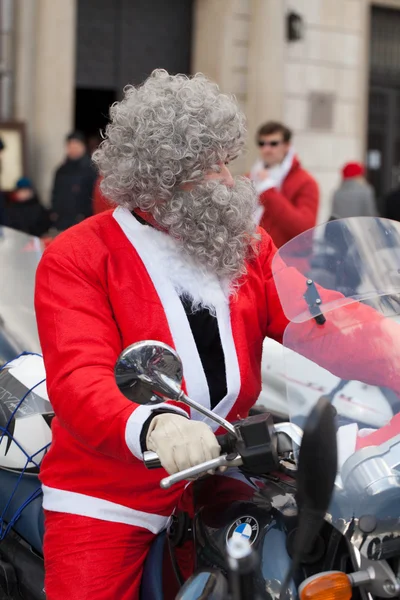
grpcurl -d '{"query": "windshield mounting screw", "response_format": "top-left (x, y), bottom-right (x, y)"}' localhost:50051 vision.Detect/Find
top-left (307, 279), bottom-right (313, 285)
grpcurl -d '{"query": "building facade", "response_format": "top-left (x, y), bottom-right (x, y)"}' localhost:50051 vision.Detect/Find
top-left (7, 0), bottom-right (400, 219)
top-left (193, 0), bottom-right (400, 222)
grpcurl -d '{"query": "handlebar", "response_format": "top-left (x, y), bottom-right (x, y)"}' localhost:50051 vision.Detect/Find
top-left (143, 451), bottom-right (163, 469)
top-left (143, 432), bottom-right (238, 470)
top-left (143, 420), bottom-right (300, 489)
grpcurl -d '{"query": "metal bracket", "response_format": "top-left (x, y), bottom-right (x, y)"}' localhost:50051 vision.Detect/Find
top-left (304, 279), bottom-right (326, 325)
top-left (351, 557), bottom-right (400, 598)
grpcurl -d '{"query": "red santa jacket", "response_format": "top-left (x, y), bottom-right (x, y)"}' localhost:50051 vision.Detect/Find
top-left (258, 158), bottom-right (319, 248)
top-left (34, 207), bottom-right (399, 533)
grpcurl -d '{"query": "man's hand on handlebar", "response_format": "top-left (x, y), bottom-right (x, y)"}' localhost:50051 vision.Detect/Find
top-left (146, 413), bottom-right (221, 475)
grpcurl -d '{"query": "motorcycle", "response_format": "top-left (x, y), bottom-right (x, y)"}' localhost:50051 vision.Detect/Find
top-left (1, 216), bottom-right (400, 599)
top-left (0, 223), bottom-right (391, 436)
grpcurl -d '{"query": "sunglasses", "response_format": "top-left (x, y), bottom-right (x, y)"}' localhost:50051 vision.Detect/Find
top-left (257, 140), bottom-right (283, 148)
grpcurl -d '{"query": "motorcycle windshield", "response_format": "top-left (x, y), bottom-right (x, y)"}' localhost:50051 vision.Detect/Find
top-left (273, 218), bottom-right (400, 560)
top-left (0, 227), bottom-right (43, 358)
top-left (272, 216), bottom-right (400, 323)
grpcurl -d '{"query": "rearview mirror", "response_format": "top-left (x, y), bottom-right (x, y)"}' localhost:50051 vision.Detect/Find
top-left (115, 340), bottom-right (238, 437)
top-left (114, 340), bottom-right (183, 404)
top-left (293, 396), bottom-right (337, 556)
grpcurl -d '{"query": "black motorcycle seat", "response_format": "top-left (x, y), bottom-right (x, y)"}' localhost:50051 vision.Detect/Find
top-left (140, 530), bottom-right (166, 600)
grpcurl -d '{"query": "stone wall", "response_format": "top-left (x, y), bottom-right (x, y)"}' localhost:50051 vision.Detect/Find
top-left (193, 0), bottom-right (372, 222)
top-left (15, 0), bottom-right (77, 206)
top-left (12, 0), bottom-right (382, 216)
top-left (192, 0), bottom-right (252, 174)
top-left (283, 0), bottom-right (369, 221)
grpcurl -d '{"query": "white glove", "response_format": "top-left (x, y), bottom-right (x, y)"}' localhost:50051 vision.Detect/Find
top-left (146, 413), bottom-right (221, 475)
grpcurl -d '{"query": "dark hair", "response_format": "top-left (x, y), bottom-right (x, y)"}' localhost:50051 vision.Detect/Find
top-left (66, 130), bottom-right (86, 144)
top-left (256, 121), bottom-right (292, 143)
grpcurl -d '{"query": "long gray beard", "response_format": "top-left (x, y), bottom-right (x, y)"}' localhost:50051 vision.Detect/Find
top-left (151, 177), bottom-right (260, 282)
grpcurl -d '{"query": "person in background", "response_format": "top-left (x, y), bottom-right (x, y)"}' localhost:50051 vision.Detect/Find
top-left (6, 177), bottom-right (50, 237)
top-left (92, 175), bottom-right (111, 214)
top-left (50, 131), bottom-right (97, 231)
top-left (249, 121), bottom-right (319, 247)
top-left (331, 162), bottom-right (377, 219)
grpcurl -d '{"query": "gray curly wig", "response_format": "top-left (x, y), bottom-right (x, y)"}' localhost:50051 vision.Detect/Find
top-left (93, 69), bottom-right (259, 282)
top-left (93, 68), bottom-right (246, 207)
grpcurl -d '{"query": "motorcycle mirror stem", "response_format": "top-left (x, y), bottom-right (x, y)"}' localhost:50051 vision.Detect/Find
top-left (227, 537), bottom-right (268, 600)
top-left (115, 340), bottom-right (238, 438)
top-left (280, 396), bottom-right (338, 600)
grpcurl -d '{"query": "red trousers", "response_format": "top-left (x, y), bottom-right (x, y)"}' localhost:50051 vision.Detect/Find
top-left (43, 511), bottom-right (156, 600)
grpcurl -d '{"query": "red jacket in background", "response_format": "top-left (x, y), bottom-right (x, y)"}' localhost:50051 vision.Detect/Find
top-left (259, 158), bottom-right (319, 248)
top-left (92, 176), bottom-right (111, 215)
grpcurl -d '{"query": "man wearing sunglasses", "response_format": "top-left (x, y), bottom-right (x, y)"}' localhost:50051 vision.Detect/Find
top-left (250, 121), bottom-right (319, 247)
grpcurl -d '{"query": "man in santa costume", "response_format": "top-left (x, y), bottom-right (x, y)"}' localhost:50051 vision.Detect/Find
top-left (250, 121), bottom-right (319, 247)
top-left (35, 70), bottom-right (400, 600)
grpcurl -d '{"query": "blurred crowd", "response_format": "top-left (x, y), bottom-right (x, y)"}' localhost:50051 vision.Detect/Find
top-left (0, 130), bottom-right (110, 242)
top-left (0, 119), bottom-right (397, 249)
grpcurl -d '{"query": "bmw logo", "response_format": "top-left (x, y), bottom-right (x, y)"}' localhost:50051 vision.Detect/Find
top-left (226, 516), bottom-right (259, 546)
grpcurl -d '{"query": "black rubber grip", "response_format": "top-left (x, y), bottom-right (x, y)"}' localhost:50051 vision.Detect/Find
top-left (217, 433), bottom-right (237, 455)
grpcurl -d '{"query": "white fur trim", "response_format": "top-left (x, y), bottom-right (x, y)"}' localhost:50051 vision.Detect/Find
top-left (253, 178), bottom-right (275, 195)
top-left (250, 159), bottom-right (264, 182)
top-left (253, 205), bottom-right (264, 225)
top-left (115, 209), bottom-right (231, 313)
top-left (113, 208), bottom-right (242, 429)
top-left (250, 146), bottom-right (296, 192)
top-left (42, 485), bottom-right (169, 533)
top-left (125, 403), bottom-right (188, 460)
top-left (113, 208), bottom-right (211, 414)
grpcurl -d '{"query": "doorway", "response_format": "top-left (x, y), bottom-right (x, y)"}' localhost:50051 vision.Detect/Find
top-left (367, 6), bottom-right (400, 213)
top-left (74, 88), bottom-right (116, 153)
top-left (74, 0), bottom-right (194, 151)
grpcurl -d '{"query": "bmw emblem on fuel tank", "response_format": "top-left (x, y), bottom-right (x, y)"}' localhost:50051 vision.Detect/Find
top-left (226, 516), bottom-right (259, 546)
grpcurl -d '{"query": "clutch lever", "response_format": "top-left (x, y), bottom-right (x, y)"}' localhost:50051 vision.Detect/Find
top-left (160, 453), bottom-right (242, 489)
top-left (143, 450), bottom-right (242, 488)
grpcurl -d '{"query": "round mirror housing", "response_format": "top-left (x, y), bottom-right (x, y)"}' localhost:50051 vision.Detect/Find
top-left (115, 340), bottom-right (183, 404)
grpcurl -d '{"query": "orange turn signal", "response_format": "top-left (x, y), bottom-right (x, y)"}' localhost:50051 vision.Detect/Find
top-left (299, 571), bottom-right (352, 600)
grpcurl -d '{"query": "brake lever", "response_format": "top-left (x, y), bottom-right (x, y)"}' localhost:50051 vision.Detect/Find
top-left (160, 453), bottom-right (242, 489)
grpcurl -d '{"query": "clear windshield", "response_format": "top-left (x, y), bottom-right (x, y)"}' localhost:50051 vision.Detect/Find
top-left (273, 218), bottom-right (400, 560)
top-left (0, 227), bottom-right (43, 360)
top-left (272, 217), bottom-right (400, 323)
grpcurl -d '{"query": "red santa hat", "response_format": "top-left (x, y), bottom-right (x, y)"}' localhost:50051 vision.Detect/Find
top-left (342, 162), bottom-right (364, 179)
